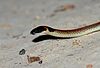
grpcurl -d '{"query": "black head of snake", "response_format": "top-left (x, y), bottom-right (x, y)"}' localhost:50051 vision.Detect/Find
top-left (30, 26), bottom-right (55, 35)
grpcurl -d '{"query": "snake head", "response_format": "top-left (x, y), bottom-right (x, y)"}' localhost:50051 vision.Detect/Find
top-left (30, 26), bottom-right (55, 35)
top-left (30, 26), bottom-right (47, 35)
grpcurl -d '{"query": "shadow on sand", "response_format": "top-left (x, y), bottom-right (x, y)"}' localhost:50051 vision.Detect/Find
top-left (32, 35), bottom-right (73, 42)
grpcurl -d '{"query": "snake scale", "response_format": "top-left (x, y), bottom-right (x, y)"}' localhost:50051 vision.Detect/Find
top-left (30, 22), bottom-right (100, 38)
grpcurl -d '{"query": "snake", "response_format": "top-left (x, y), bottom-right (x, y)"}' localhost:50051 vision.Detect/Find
top-left (30, 22), bottom-right (100, 38)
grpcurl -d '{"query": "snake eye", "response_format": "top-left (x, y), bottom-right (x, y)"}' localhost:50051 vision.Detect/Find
top-left (47, 27), bottom-right (55, 32)
top-left (30, 26), bottom-right (47, 35)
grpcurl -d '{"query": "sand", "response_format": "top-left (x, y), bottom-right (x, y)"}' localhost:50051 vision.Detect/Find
top-left (0, 0), bottom-right (100, 68)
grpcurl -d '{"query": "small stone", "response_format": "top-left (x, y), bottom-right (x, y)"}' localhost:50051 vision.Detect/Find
top-left (19, 49), bottom-right (26, 55)
top-left (19, 63), bottom-right (21, 64)
top-left (38, 60), bottom-right (42, 64)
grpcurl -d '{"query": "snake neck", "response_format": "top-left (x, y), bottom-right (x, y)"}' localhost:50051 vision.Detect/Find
top-left (46, 22), bottom-right (100, 38)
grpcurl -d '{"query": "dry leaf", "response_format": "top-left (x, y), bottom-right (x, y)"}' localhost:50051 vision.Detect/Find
top-left (27, 55), bottom-right (40, 63)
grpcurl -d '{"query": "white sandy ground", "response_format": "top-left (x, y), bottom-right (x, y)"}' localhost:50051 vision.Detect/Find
top-left (0, 0), bottom-right (100, 68)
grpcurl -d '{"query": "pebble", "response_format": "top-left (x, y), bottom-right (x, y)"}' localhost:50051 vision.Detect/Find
top-left (19, 49), bottom-right (26, 55)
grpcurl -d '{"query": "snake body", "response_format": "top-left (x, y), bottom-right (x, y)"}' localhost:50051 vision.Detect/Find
top-left (30, 22), bottom-right (100, 38)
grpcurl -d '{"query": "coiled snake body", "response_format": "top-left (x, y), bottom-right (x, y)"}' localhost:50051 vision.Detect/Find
top-left (30, 22), bottom-right (100, 38)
